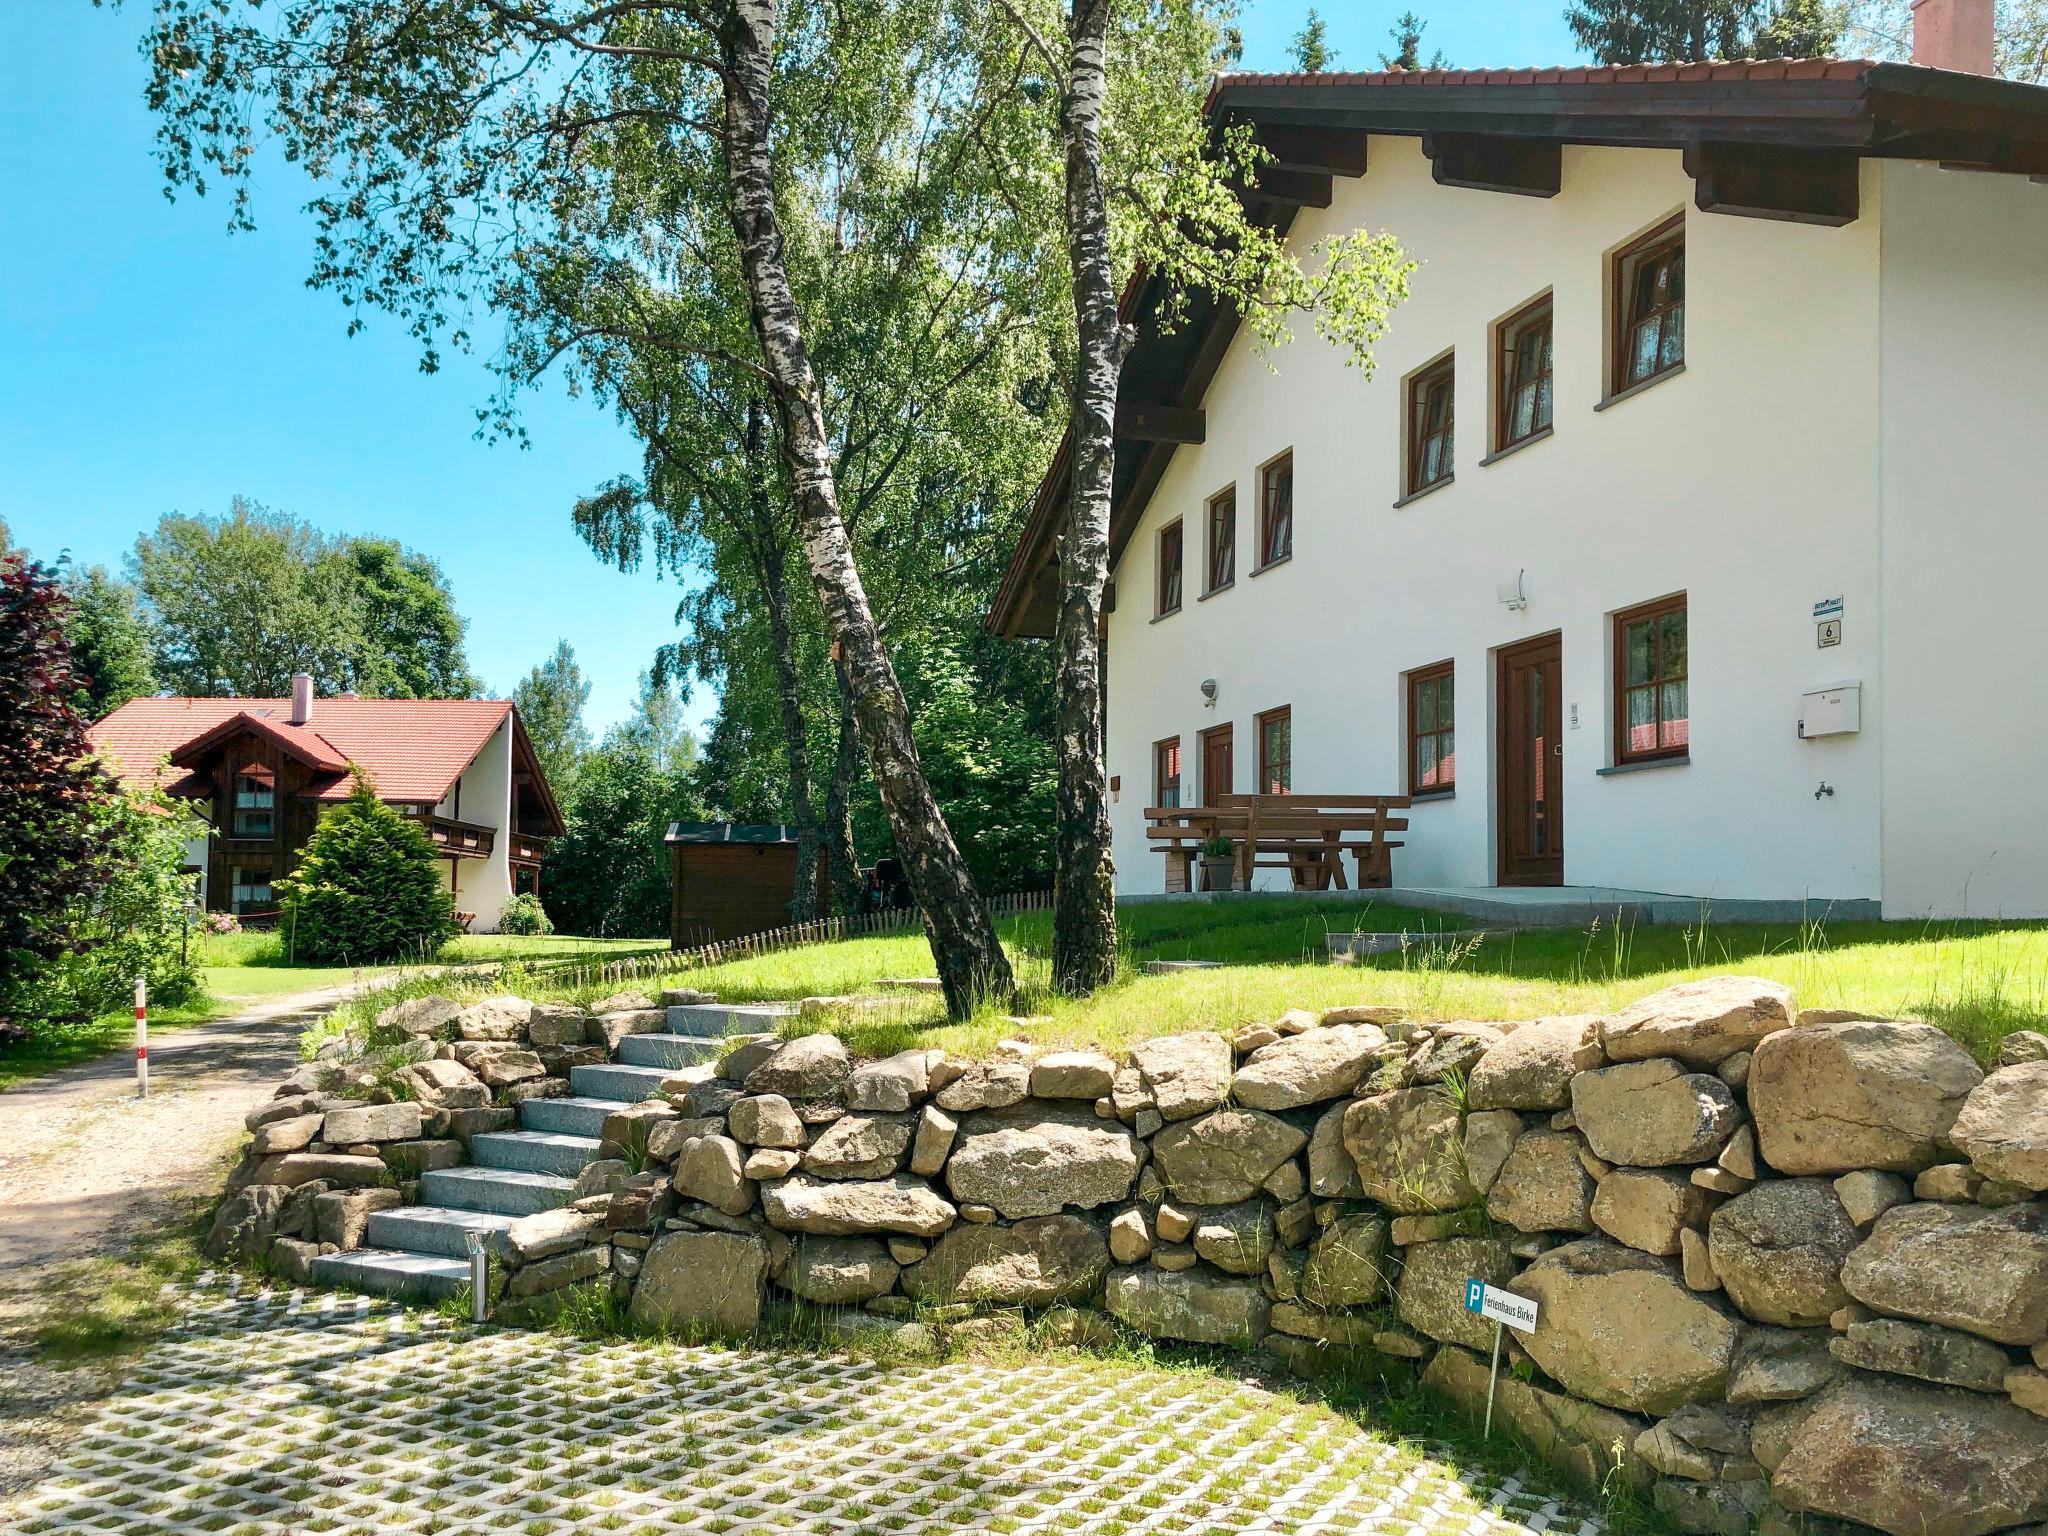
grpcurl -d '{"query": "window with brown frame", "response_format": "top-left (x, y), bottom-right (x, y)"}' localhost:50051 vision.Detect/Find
top-left (1156, 519), bottom-right (1183, 617)
top-left (1257, 706), bottom-right (1292, 795)
top-left (1496, 296), bottom-right (1554, 451)
top-left (1205, 487), bottom-right (1236, 594)
top-left (1258, 453), bottom-right (1293, 569)
top-left (1613, 217), bottom-right (1685, 394)
top-left (1405, 355), bottom-right (1455, 496)
top-left (1154, 736), bottom-right (1183, 808)
top-left (232, 764), bottom-right (277, 839)
top-left (1407, 662), bottom-right (1455, 795)
top-left (1614, 594), bottom-right (1689, 764)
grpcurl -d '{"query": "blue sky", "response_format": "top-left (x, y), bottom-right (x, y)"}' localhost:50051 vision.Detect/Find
top-left (1, 2), bottom-right (1577, 736)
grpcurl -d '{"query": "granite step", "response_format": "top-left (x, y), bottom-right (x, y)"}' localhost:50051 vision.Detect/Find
top-left (519, 1095), bottom-right (619, 1139)
top-left (665, 1002), bottom-right (797, 1038)
top-left (471, 1130), bottom-right (603, 1178)
top-left (570, 1061), bottom-right (675, 1103)
top-left (420, 1165), bottom-right (576, 1217)
top-left (308, 1248), bottom-right (471, 1303)
top-left (616, 1032), bottom-right (723, 1071)
top-left (365, 1206), bottom-right (517, 1260)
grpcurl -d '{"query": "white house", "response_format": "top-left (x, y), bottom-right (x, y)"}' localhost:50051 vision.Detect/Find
top-left (88, 675), bottom-right (564, 932)
top-left (991, 5), bottom-right (2048, 919)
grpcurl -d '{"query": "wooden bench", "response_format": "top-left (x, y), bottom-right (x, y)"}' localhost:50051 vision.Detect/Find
top-left (1144, 793), bottom-right (1410, 892)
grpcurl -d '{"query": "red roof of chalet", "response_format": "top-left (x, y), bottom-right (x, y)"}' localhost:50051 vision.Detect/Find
top-left (87, 696), bottom-right (517, 805)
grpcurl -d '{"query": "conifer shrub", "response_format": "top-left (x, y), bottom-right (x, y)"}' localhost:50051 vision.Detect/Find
top-left (279, 774), bottom-right (457, 964)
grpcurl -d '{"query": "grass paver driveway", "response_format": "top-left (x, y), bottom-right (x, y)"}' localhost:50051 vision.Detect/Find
top-left (4, 1279), bottom-right (1603, 1536)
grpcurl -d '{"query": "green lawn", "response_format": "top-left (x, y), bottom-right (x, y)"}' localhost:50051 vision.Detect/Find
top-left (549, 898), bottom-right (2048, 1064)
top-left (0, 931), bottom-right (664, 1092)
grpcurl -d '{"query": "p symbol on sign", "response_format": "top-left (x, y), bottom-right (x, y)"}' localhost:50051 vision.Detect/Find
top-left (1465, 1280), bottom-right (1485, 1315)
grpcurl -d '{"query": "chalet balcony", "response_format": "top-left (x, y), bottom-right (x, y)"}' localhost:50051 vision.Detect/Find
top-left (420, 814), bottom-right (495, 860)
top-left (509, 831), bottom-right (549, 865)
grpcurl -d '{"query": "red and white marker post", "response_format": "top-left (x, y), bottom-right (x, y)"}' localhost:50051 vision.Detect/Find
top-left (135, 976), bottom-right (149, 1098)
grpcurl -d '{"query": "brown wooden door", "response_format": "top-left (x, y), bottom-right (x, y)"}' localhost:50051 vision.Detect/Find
top-left (1497, 634), bottom-right (1564, 886)
top-left (1200, 725), bottom-right (1234, 805)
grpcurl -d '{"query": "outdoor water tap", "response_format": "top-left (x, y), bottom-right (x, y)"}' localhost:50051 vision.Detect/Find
top-left (1814, 781), bottom-right (1835, 800)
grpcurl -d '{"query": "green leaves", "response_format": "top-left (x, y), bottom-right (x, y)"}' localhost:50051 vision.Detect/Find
top-left (276, 775), bottom-right (458, 965)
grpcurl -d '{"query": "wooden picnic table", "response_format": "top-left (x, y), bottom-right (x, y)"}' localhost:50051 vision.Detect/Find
top-left (1144, 793), bottom-right (1411, 893)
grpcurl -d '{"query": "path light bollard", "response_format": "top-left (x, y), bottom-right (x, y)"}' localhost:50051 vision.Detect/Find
top-left (134, 976), bottom-right (149, 1099)
top-left (466, 1229), bottom-right (490, 1324)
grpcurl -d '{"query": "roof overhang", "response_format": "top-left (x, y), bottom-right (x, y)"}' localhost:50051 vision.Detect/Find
top-left (166, 710), bottom-right (352, 776)
top-left (988, 60), bottom-right (2048, 639)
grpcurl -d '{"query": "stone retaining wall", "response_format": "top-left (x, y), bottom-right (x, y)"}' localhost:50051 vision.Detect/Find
top-left (217, 979), bottom-right (2048, 1536)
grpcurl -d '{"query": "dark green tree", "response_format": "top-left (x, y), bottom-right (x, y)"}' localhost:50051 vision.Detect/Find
top-left (1290, 9), bottom-right (1338, 70)
top-left (542, 727), bottom-right (705, 938)
top-left (61, 563), bottom-right (159, 718)
top-left (277, 775), bottom-right (458, 964)
top-left (1566, 0), bottom-right (1756, 61)
top-left (1753, 0), bottom-right (1843, 53)
top-left (1380, 11), bottom-right (1448, 68)
top-left (513, 641), bottom-right (592, 804)
top-left (323, 539), bottom-right (479, 699)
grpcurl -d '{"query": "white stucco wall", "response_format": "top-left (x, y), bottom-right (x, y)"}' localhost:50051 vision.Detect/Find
top-left (1877, 162), bottom-right (2048, 919)
top-left (446, 714), bottom-right (515, 931)
top-left (1106, 138), bottom-right (1889, 905)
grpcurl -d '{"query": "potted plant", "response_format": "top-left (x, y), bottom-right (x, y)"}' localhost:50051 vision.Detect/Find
top-left (1199, 836), bottom-right (1237, 892)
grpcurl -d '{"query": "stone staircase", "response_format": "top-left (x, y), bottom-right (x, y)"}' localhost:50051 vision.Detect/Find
top-left (308, 1001), bottom-right (794, 1301)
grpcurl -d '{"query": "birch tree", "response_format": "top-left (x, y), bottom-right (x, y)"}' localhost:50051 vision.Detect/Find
top-left (978, 0), bottom-right (1415, 994)
top-left (133, 0), bottom-right (1029, 1015)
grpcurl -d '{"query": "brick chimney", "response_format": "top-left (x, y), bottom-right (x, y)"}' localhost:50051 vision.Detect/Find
top-left (290, 672), bottom-right (314, 726)
top-left (1912, 0), bottom-right (1995, 74)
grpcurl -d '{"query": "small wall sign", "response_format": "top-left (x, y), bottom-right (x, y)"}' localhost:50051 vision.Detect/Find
top-left (1812, 595), bottom-right (1844, 619)
top-left (1464, 1280), bottom-right (1540, 1334)
top-left (1817, 618), bottom-right (1842, 649)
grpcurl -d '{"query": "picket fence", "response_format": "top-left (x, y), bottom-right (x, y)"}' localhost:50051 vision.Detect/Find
top-left (532, 889), bottom-right (1055, 996)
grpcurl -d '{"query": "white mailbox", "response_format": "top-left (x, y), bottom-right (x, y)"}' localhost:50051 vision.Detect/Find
top-left (1799, 682), bottom-right (1861, 739)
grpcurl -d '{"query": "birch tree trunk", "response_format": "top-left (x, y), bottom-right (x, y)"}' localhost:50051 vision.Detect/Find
top-left (823, 655), bottom-right (866, 916)
top-left (1049, 0), bottom-right (1126, 996)
top-left (717, 0), bottom-right (1014, 1015)
top-left (746, 397), bottom-right (822, 922)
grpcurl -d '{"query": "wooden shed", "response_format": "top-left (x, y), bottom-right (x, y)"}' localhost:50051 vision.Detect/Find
top-left (666, 823), bottom-right (828, 946)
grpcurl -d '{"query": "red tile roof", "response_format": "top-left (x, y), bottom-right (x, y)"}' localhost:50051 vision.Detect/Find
top-left (88, 696), bottom-right (515, 805)
top-left (1211, 58), bottom-right (1877, 93)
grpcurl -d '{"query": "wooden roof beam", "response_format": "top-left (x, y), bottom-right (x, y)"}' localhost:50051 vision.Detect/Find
top-left (1684, 142), bottom-right (1860, 225)
top-left (1225, 164), bottom-right (1334, 208)
top-left (1422, 132), bottom-right (1562, 197)
top-left (1251, 124), bottom-right (1370, 177)
top-left (1115, 403), bottom-right (1206, 445)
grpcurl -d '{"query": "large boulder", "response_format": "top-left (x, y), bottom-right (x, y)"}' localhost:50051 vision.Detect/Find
top-left (1422, 1345), bottom-right (1652, 1493)
top-left (1231, 1025), bottom-right (1384, 1111)
top-left (1571, 1058), bottom-right (1741, 1168)
top-left (526, 1003), bottom-right (593, 1048)
top-left (845, 1050), bottom-right (932, 1113)
top-left (1299, 1212), bottom-right (1391, 1307)
top-left (801, 1112), bottom-right (915, 1180)
top-left (1726, 1327), bottom-right (1843, 1405)
top-left (1769, 1378), bottom-right (2048, 1536)
top-left (1829, 1316), bottom-right (2015, 1393)
top-left (1951, 1062), bottom-right (2048, 1192)
top-left (728, 1094), bottom-right (804, 1149)
top-left (1707, 1180), bottom-right (1859, 1327)
top-left (1592, 1168), bottom-right (1715, 1256)
top-left (1749, 1021), bottom-right (1983, 1176)
top-left (780, 1237), bottom-right (901, 1304)
top-left (1486, 1129), bottom-right (1596, 1234)
top-left (204, 1185), bottom-right (294, 1261)
top-left (1840, 1200), bottom-right (2048, 1346)
top-left (1397, 1235), bottom-right (1514, 1351)
top-left (378, 994), bottom-right (463, 1041)
top-left (321, 1102), bottom-right (423, 1145)
top-left (760, 1173), bottom-right (956, 1237)
top-left (674, 1134), bottom-right (754, 1217)
top-left (745, 1035), bottom-right (852, 1100)
top-left (1343, 1089), bottom-right (1476, 1214)
top-left (629, 1229), bottom-right (769, 1334)
top-left (1191, 1201), bottom-right (1276, 1276)
top-left (1601, 977), bottom-right (1794, 1067)
top-left (902, 1215), bottom-right (1109, 1306)
top-left (1130, 1033), bottom-right (1234, 1121)
top-left (1151, 1108), bottom-right (1306, 1205)
top-left (455, 995), bottom-right (532, 1042)
top-left (395, 1058), bottom-right (489, 1109)
top-left (1466, 1015), bottom-right (1605, 1112)
top-left (931, 1059), bottom-right (1030, 1113)
top-left (1462, 1110), bottom-right (1524, 1196)
top-left (1307, 1102), bottom-right (1365, 1199)
top-left (1103, 1267), bottom-right (1269, 1345)
top-left (1513, 1239), bottom-right (1745, 1415)
top-left (944, 1103), bottom-right (1139, 1219)
top-left (1405, 1024), bottom-right (1505, 1086)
